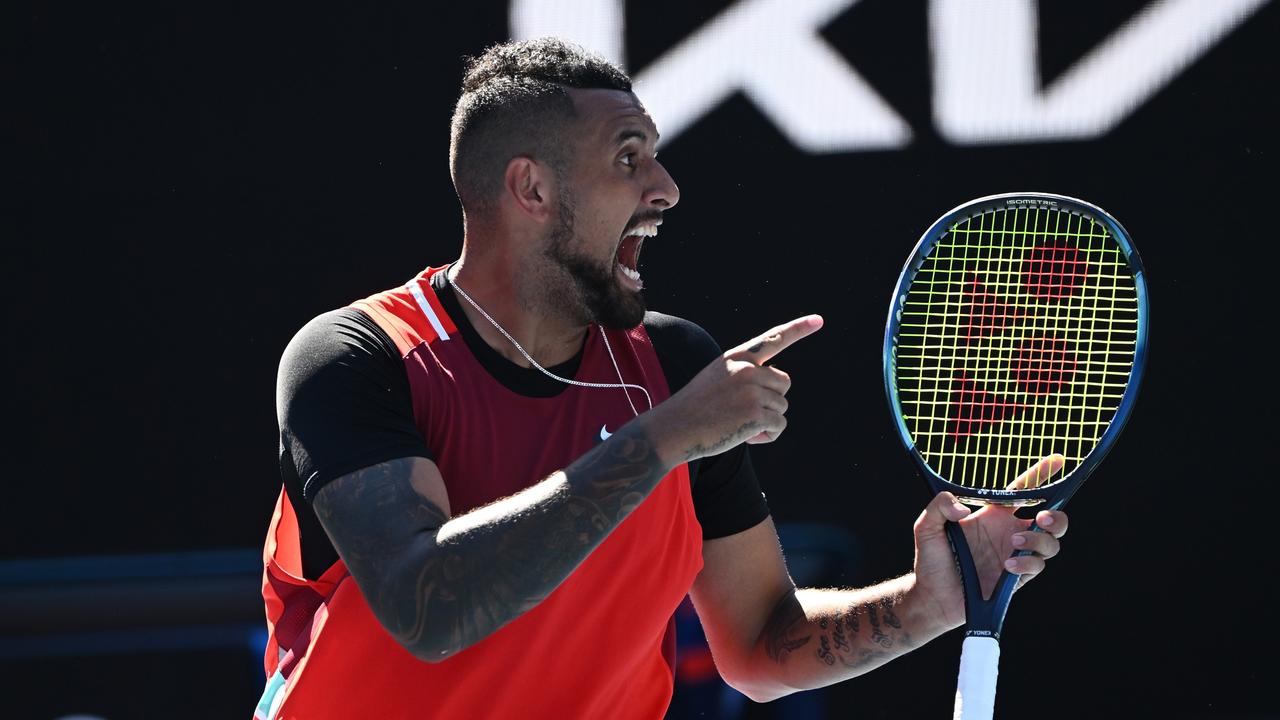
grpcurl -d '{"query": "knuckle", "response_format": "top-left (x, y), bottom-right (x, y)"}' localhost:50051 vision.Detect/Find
top-left (1042, 539), bottom-right (1061, 559)
top-left (773, 369), bottom-right (792, 391)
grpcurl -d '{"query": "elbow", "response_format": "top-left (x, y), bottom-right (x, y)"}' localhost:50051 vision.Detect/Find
top-left (408, 643), bottom-right (460, 664)
top-left (393, 626), bottom-right (467, 664)
top-left (727, 681), bottom-right (775, 705)
top-left (369, 606), bottom-right (467, 664)
top-left (364, 555), bottom-right (472, 664)
top-left (716, 662), bottom-right (799, 705)
top-left (724, 678), bottom-right (796, 705)
top-left (726, 677), bottom-right (796, 705)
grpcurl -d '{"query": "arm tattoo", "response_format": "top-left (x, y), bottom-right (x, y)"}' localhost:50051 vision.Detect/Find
top-left (682, 423), bottom-right (758, 462)
top-left (762, 591), bottom-right (916, 674)
top-left (762, 593), bottom-right (812, 662)
top-left (313, 424), bottom-right (665, 661)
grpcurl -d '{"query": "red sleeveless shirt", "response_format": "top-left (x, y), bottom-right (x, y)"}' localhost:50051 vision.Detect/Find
top-left (258, 266), bottom-right (705, 719)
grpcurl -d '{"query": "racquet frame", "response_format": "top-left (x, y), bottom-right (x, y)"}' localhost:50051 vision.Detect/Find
top-left (882, 192), bottom-right (1149, 716)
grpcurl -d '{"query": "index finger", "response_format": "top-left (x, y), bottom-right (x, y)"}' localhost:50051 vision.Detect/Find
top-left (728, 315), bottom-right (824, 365)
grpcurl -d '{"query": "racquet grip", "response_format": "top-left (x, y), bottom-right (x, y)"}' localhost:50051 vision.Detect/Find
top-left (953, 636), bottom-right (1001, 720)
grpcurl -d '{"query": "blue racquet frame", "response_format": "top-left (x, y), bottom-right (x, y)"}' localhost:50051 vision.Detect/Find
top-left (883, 191), bottom-right (1149, 640)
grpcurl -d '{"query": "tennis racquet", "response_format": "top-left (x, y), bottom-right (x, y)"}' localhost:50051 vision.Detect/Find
top-left (882, 192), bottom-right (1148, 719)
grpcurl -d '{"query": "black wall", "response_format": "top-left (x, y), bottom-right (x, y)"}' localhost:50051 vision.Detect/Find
top-left (11, 1), bottom-right (1279, 717)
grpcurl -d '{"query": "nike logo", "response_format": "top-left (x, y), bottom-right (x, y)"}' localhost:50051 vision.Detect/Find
top-left (599, 425), bottom-right (612, 442)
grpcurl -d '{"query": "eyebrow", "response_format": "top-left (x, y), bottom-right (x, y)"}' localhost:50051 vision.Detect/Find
top-left (615, 128), bottom-right (659, 146)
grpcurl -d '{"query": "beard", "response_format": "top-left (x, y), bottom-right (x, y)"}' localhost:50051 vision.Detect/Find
top-left (542, 187), bottom-right (647, 329)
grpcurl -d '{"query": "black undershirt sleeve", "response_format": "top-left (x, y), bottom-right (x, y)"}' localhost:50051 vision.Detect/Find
top-left (276, 308), bottom-right (431, 578)
top-left (644, 312), bottom-right (772, 540)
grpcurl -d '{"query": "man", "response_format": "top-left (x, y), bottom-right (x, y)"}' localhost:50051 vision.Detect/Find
top-left (260, 38), bottom-right (1068, 719)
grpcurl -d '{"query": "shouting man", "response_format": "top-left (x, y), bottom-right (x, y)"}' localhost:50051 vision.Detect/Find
top-left (260, 37), bottom-right (1068, 719)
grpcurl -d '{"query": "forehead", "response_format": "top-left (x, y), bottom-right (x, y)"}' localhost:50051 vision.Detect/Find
top-left (567, 88), bottom-right (659, 147)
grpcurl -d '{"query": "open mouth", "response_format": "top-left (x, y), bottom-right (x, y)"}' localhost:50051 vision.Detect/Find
top-left (615, 220), bottom-right (659, 289)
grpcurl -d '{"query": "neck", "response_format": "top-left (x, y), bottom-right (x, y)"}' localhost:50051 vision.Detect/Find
top-left (449, 247), bottom-right (590, 369)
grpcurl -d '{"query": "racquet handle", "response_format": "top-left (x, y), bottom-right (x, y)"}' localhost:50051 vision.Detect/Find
top-left (953, 636), bottom-right (1000, 720)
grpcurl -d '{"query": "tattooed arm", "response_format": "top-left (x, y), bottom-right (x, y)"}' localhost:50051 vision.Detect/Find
top-left (689, 493), bottom-right (1069, 701)
top-left (747, 581), bottom-right (942, 697)
top-left (310, 316), bottom-right (826, 662)
top-left (312, 422), bottom-right (665, 662)
top-left (689, 517), bottom-right (953, 702)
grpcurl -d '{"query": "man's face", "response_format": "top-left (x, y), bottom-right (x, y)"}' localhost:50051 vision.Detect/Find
top-left (540, 89), bottom-right (680, 329)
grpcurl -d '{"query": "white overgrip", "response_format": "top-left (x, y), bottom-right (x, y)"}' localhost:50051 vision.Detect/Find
top-left (953, 635), bottom-right (1001, 720)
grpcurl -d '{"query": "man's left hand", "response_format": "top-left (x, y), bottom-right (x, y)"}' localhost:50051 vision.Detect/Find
top-left (908, 454), bottom-right (1071, 629)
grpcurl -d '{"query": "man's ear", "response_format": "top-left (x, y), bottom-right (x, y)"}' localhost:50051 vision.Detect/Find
top-left (504, 157), bottom-right (556, 221)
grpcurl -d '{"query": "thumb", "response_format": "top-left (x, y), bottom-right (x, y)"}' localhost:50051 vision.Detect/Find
top-left (914, 492), bottom-right (972, 538)
top-left (1008, 453), bottom-right (1066, 490)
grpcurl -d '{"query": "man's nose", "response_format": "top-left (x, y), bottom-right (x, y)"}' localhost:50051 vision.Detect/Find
top-left (643, 161), bottom-right (680, 210)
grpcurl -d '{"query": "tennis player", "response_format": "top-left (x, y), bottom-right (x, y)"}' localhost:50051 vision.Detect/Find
top-left (258, 38), bottom-right (1069, 719)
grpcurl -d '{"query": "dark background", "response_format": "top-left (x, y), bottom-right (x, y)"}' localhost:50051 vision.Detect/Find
top-left (8, 1), bottom-right (1278, 717)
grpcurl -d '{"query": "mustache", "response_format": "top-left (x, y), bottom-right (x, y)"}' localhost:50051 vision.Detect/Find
top-left (624, 212), bottom-right (664, 232)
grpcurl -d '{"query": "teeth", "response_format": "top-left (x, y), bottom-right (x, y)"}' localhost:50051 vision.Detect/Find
top-left (626, 223), bottom-right (659, 238)
top-left (618, 263), bottom-right (641, 281)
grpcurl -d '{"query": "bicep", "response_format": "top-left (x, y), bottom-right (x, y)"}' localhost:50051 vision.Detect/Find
top-left (689, 515), bottom-right (794, 678)
top-left (311, 457), bottom-right (452, 642)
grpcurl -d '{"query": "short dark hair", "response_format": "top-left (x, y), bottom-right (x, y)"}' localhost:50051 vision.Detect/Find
top-left (449, 38), bottom-right (632, 214)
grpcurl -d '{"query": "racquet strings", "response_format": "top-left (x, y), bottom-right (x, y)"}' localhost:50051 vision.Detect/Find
top-left (893, 205), bottom-right (1139, 494)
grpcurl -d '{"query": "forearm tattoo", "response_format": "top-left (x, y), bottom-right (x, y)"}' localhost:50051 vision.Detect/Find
top-left (313, 425), bottom-right (665, 660)
top-left (763, 591), bottom-right (915, 674)
top-left (681, 423), bottom-right (758, 462)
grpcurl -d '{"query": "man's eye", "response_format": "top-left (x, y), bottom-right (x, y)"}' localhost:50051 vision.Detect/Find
top-left (620, 153), bottom-right (637, 168)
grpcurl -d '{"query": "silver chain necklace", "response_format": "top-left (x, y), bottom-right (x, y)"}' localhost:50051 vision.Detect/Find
top-left (446, 269), bottom-right (652, 417)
